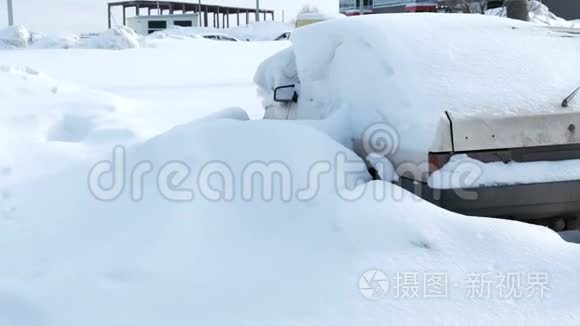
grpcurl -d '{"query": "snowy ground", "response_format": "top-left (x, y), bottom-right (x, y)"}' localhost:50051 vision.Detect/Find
top-left (0, 35), bottom-right (289, 185)
top-left (1, 12), bottom-right (580, 326)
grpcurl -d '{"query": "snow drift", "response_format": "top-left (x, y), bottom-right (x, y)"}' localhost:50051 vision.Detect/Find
top-left (1, 12), bottom-right (579, 326)
top-left (0, 26), bottom-right (141, 50)
top-left (0, 25), bottom-right (31, 48)
top-left (0, 21), bottom-right (291, 50)
top-left (0, 33), bottom-right (288, 185)
top-left (0, 65), bottom-right (139, 185)
top-left (82, 26), bottom-right (141, 49)
top-left (0, 113), bottom-right (579, 325)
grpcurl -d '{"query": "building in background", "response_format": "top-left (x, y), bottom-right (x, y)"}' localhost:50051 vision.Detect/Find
top-left (107, 1), bottom-right (274, 30)
top-left (340, 0), bottom-right (580, 18)
top-left (340, 0), bottom-right (504, 15)
top-left (340, 0), bottom-right (430, 16)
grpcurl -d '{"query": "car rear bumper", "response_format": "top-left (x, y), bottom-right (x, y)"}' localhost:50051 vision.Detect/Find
top-left (399, 177), bottom-right (580, 229)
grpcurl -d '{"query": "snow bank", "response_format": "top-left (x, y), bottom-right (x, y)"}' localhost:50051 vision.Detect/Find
top-left (0, 25), bottom-right (31, 48)
top-left (487, 0), bottom-right (580, 28)
top-left (1, 21), bottom-right (290, 49)
top-left (148, 21), bottom-right (294, 42)
top-left (1, 19), bottom-right (579, 324)
top-left (29, 32), bottom-right (80, 49)
top-left (0, 115), bottom-right (579, 325)
top-left (430, 154), bottom-right (580, 189)
top-left (0, 26), bottom-right (141, 49)
top-left (198, 106), bottom-right (250, 122)
top-left (80, 26), bottom-right (141, 49)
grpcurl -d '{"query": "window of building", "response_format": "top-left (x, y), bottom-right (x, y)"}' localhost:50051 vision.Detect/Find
top-left (148, 21), bottom-right (167, 29)
top-left (174, 20), bottom-right (193, 27)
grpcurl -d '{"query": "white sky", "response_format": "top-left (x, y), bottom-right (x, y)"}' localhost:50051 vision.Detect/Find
top-left (1, 0), bottom-right (339, 33)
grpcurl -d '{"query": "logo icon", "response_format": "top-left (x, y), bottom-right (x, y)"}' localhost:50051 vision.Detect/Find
top-left (359, 269), bottom-right (389, 300)
top-left (362, 122), bottom-right (400, 157)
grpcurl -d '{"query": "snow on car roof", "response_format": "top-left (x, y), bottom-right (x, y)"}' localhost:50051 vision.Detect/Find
top-left (291, 13), bottom-right (580, 116)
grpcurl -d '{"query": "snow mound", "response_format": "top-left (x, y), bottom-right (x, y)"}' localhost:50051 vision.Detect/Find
top-left (0, 116), bottom-right (579, 325)
top-left (81, 26), bottom-right (141, 49)
top-left (487, 0), bottom-right (580, 28)
top-left (1, 21), bottom-right (289, 49)
top-left (0, 26), bottom-right (31, 48)
top-left (29, 32), bottom-right (80, 49)
top-left (198, 106), bottom-right (250, 121)
top-left (0, 26), bottom-right (141, 49)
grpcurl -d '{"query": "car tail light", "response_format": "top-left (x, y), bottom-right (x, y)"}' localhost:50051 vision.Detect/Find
top-left (428, 152), bottom-right (452, 174)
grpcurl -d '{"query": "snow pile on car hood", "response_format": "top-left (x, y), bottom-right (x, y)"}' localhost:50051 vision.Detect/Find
top-left (487, 0), bottom-right (580, 28)
top-left (1, 111), bottom-right (579, 325)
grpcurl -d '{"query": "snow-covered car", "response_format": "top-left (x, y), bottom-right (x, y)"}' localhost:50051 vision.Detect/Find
top-left (255, 14), bottom-right (580, 230)
top-left (196, 32), bottom-right (241, 42)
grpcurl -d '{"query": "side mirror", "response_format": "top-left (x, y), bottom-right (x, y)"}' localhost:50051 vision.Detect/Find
top-left (274, 85), bottom-right (298, 103)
